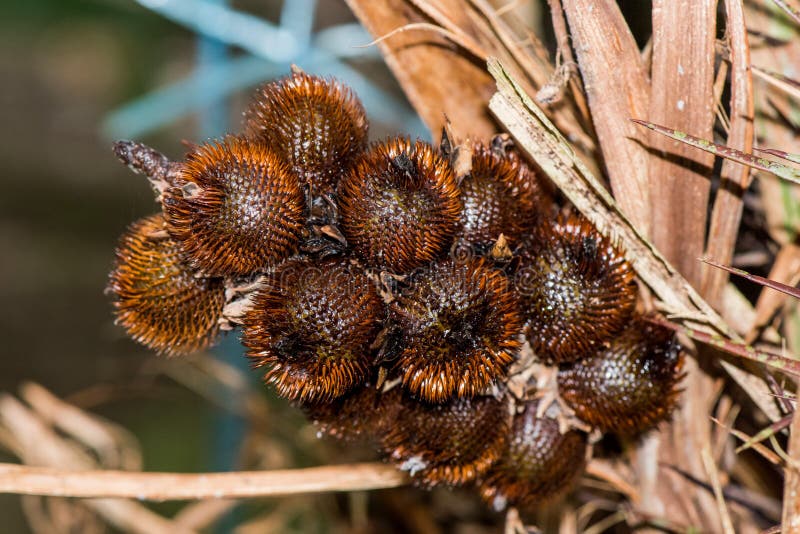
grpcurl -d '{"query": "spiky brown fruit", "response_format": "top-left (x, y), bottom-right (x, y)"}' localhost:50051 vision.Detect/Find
top-left (338, 138), bottom-right (462, 274)
top-left (454, 142), bottom-right (550, 252)
top-left (557, 319), bottom-right (683, 435)
top-left (242, 257), bottom-right (384, 403)
top-left (302, 384), bottom-right (402, 442)
top-left (390, 258), bottom-right (522, 403)
top-left (479, 401), bottom-right (587, 511)
top-left (244, 71), bottom-right (368, 194)
top-left (380, 393), bottom-right (510, 487)
top-left (514, 214), bottom-right (637, 364)
top-left (107, 214), bottom-right (225, 355)
top-left (162, 136), bottom-right (305, 277)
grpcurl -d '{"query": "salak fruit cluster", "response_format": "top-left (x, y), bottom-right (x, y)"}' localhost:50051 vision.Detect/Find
top-left (107, 70), bottom-right (683, 511)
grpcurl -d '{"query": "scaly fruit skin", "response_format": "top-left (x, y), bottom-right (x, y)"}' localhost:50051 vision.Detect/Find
top-left (514, 214), bottom-right (637, 364)
top-left (454, 142), bottom-right (550, 253)
top-left (107, 214), bottom-right (225, 356)
top-left (244, 71), bottom-right (368, 195)
top-left (558, 319), bottom-right (683, 436)
top-left (380, 393), bottom-right (510, 487)
top-left (390, 258), bottom-right (523, 403)
top-left (162, 136), bottom-right (305, 277)
top-left (301, 384), bottom-right (402, 442)
top-left (479, 400), bottom-right (587, 511)
top-left (242, 257), bottom-right (385, 403)
top-left (338, 138), bottom-right (462, 274)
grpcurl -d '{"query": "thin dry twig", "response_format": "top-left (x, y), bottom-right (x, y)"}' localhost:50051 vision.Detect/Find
top-left (584, 459), bottom-right (639, 504)
top-left (701, 445), bottom-right (736, 534)
top-left (0, 463), bottom-right (407, 501)
top-left (746, 244), bottom-right (800, 344)
top-left (174, 500), bottom-right (238, 530)
top-left (360, 22), bottom-right (488, 60)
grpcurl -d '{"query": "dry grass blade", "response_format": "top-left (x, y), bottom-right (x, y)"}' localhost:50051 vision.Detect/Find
top-left (747, 244), bottom-right (800, 344)
top-left (702, 0), bottom-right (755, 305)
top-left (771, 0), bottom-right (800, 26)
top-left (584, 459), bottom-right (639, 503)
top-left (631, 119), bottom-right (800, 184)
top-left (752, 66), bottom-right (800, 103)
top-left (735, 414), bottom-right (793, 454)
top-left (713, 418), bottom-right (783, 465)
top-left (783, 397), bottom-right (800, 532)
top-left (648, 316), bottom-right (800, 377)
top-left (0, 463), bottom-right (407, 500)
top-left (581, 511), bottom-right (626, 534)
top-left (758, 147), bottom-right (800, 165)
top-left (173, 500), bottom-right (237, 530)
top-left (649, 0), bottom-right (717, 288)
top-left (19, 382), bottom-right (142, 471)
top-left (560, 0), bottom-right (652, 234)
top-left (701, 445), bottom-right (735, 534)
top-left (702, 258), bottom-right (800, 300)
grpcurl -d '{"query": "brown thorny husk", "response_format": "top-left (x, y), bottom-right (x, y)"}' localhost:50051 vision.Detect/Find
top-left (345, 0), bottom-right (799, 532)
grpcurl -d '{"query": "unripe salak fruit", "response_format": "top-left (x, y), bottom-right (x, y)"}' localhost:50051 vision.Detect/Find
top-left (242, 257), bottom-right (384, 403)
top-left (244, 71), bottom-right (368, 195)
top-left (558, 318), bottom-right (683, 436)
top-left (338, 138), bottom-right (462, 274)
top-left (514, 214), bottom-right (637, 364)
top-left (380, 392), bottom-right (510, 487)
top-left (479, 400), bottom-right (587, 511)
top-left (162, 136), bottom-right (305, 277)
top-left (107, 213), bottom-right (225, 355)
top-left (389, 258), bottom-right (523, 403)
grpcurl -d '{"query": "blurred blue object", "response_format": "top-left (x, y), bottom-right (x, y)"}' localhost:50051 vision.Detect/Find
top-left (103, 0), bottom-right (427, 140)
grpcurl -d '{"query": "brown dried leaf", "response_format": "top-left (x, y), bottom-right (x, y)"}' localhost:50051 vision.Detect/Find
top-left (648, 0), bottom-right (717, 288)
top-left (561, 0), bottom-right (652, 235)
top-left (345, 0), bottom-right (597, 156)
top-left (345, 0), bottom-right (497, 140)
